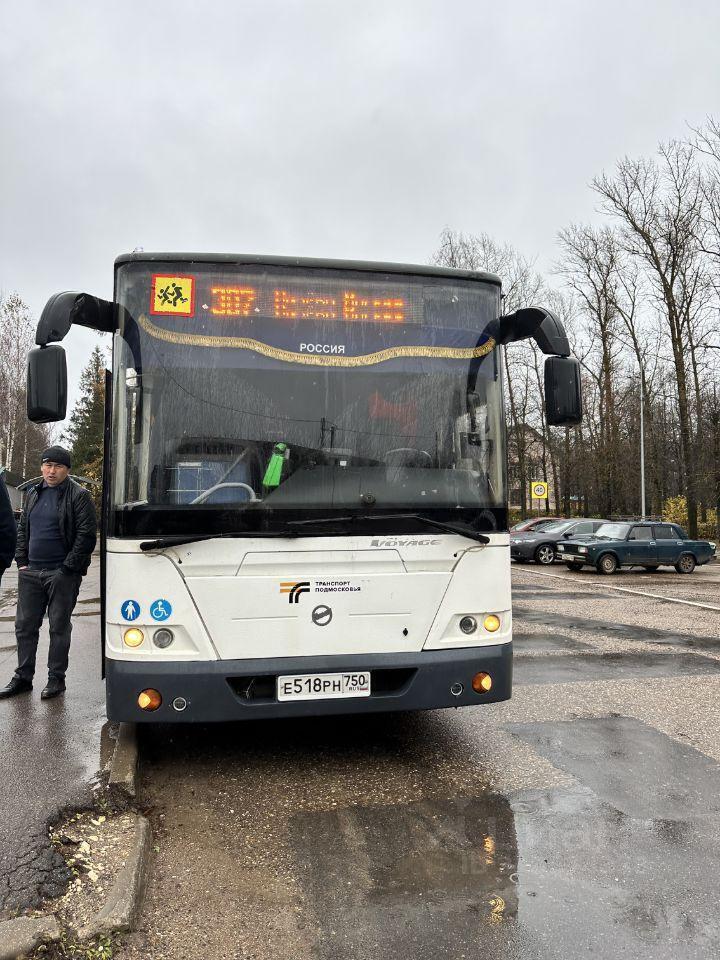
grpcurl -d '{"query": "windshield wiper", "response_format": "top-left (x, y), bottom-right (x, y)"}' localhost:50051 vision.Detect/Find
top-left (287, 513), bottom-right (490, 544)
top-left (140, 530), bottom-right (301, 551)
top-left (142, 513), bottom-right (492, 551)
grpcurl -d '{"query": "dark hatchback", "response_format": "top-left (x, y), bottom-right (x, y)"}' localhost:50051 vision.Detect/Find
top-left (557, 521), bottom-right (717, 574)
top-left (510, 518), bottom-right (608, 565)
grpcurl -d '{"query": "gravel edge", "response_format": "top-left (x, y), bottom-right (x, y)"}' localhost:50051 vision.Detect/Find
top-left (0, 815), bottom-right (152, 958)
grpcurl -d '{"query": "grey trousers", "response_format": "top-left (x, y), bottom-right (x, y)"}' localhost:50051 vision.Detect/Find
top-left (15, 568), bottom-right (82, 684)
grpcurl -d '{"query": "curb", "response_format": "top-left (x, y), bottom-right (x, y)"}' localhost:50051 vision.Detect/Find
top-left (80, 815), bottom-right (152, 940)
top-left (108, 723), bottom-right (138, 799)
top-left (0, 916), bottom-right (61, 960)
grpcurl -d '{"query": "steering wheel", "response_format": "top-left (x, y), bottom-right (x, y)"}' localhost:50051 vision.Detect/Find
top-left (383, 448), bottom-right (433, 466)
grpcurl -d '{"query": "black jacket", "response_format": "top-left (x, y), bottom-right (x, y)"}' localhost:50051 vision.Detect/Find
top-left (0, 476), bottom-right (16, 573)
top-left (15, 478), bottom-right (97, 575)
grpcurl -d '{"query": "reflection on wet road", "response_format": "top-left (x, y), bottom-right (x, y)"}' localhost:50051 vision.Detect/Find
top-left (291, 795), bottom-right (520, 960)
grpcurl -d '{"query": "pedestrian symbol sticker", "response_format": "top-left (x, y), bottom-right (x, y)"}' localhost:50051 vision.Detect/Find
top-left (150, 599), bottom-right (172, 621)
top-left (121, 600), bottom-right (140, 621)
top-left (150, 275), bottom-right (195, 316)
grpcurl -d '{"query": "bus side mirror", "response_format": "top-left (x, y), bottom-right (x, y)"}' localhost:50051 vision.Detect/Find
top-left (27, 345), bottom-right (68, 422)
top-left (545, 356), bottom-right (582, 426)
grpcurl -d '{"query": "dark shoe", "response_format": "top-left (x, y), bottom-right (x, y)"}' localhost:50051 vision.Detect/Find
top-left (0, 678), bottom-right (33, 699)
top-left (41, 681), bottom-right (66, 700)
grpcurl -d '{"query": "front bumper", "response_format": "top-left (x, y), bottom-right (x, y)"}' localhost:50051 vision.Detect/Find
top-left (556, 546), bottom-right (590, 562)
top-left (105, 645), bottom-right (513, 722)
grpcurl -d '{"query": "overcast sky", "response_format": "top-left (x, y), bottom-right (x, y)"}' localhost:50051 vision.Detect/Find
top-left (2, 0), bottom-right (719, 421)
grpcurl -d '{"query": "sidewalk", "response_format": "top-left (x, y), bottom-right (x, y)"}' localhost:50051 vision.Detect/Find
top-left (0, 556), bottom-right (106, 916)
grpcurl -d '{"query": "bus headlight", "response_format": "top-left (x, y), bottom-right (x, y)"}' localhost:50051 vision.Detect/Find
top-left (123, 628), bottom-right (144, 648)
top-left (459, 616), bottom-right (477, 634)
top-left (153, 628), bottom-right (175, 649)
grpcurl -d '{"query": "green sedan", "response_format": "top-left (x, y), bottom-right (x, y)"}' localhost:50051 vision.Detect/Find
top-left (557, 521), bottom-right (717, 574)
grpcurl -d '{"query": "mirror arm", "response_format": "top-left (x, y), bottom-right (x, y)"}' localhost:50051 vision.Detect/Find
top-left (495, 307), bottom-right (570, 358)
top-left (35, 291), bottom-right (116, 346)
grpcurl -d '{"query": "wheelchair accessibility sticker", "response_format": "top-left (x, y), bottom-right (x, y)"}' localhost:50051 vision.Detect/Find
top-left (150, 599), bottom-right (172, 621)
top-left (121, 600), bottom-right (140, 622)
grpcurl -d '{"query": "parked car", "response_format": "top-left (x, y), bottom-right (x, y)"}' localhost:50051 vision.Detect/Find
top-left (557, 521), bottom-right (716, 574)
top-left (510, 518), bottom-right (608, 565)
top-left (509, 516), bottom-right (564, 533)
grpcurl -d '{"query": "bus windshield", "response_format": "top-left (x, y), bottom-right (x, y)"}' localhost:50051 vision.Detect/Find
top-left (111, 261), bottom-right (506, 536)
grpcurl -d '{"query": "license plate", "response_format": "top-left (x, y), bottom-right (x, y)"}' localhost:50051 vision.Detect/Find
top-left (277, 671), bottom-right (371, 702)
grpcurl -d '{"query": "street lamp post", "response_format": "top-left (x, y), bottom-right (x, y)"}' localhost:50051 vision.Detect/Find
top-left (639, 367), bottom-right (646, 520)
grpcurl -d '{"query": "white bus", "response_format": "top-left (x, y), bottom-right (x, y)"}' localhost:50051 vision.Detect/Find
top-left (28, 254), bottom-right (581, 721)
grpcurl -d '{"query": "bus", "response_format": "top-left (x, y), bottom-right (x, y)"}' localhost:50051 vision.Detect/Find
top-left (27, 254), bottom-right (581, 722)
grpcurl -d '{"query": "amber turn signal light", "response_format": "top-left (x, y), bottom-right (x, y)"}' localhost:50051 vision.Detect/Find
top-left (472, 672), bottom-right (493, 693)
top-left (483, 615), bottom-right (501, 633)
top-left (138, 689), bottom-right (162, 711)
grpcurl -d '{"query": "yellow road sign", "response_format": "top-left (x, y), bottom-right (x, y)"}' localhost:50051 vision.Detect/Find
top-left (531, 481), bottom-right (548, 500)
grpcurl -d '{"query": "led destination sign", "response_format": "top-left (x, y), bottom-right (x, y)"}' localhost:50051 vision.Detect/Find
top-left (151, 273), bottom-right (409, 323)
top-left (212, 286), bottom-right (406, 323)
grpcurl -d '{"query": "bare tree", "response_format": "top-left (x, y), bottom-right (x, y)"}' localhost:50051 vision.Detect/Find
top-left (0, 292), bottom-right (50, 477)
top-left (0, 293), bottom-right (34, 471)
top-left (556, 225), bottom-right (627, 515)
top-left (593, 142), bottom-right (710, 535)
top-left (692, 116), bottom-right (720, 292)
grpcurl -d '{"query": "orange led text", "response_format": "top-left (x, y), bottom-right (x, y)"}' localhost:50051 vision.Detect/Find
top-left (211, 286), bottom-right (257, 316)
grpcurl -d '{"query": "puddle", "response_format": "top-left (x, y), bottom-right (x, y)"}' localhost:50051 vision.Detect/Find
top-left (504, 718), bottom-right (720, 957)
top-left (513, 606), bottom-right (720, 649)
top-left (514, 651), bottom-right (720, 685)
top-left (509, 784), bottom-right (720, 959)
top-left (290, 794), bottom-right (520, 959)
top-left (507, 715), bottom-right (720, 822)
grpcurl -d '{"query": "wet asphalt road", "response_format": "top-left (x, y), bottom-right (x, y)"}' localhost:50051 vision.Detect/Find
top-left (0, 559), bottom-right (106, 916)
top-left (116, 560), bottom-right (720, 960)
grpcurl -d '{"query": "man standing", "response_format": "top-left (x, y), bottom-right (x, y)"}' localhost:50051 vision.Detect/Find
top-left (0, 472), bottom-right (17, 587)
top-left (0, 447), bottom-right (97, 700)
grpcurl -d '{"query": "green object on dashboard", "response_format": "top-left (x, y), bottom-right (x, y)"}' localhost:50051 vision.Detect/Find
top-left (263, 442), bottom-right (287, 488)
